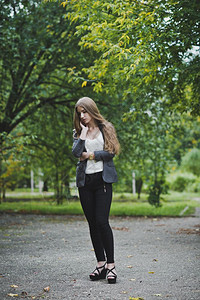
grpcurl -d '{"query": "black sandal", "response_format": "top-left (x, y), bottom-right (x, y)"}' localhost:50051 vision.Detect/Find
top-left (89, 263), bottom-right (107, 281)
top-left (107, 267), bottom-right (117, 284)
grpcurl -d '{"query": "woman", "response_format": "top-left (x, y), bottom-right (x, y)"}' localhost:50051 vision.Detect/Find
top-left (72, 97), bottom-right (120, 284)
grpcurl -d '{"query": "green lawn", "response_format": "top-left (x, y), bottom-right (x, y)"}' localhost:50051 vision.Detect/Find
top-left (1, 190), bottom-right (199, 217)
top-left (0, 193), bottom-right (199, 217)
top-left (111, 201), bottom-right (197, 217)
top-left (113, 191), bottom-right (200, 202)
top-left (5, 188), bottom-right (54, 199)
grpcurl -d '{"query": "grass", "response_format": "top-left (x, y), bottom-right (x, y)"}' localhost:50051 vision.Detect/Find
top-left (1, 189), bottom-right (200, 217)
top-left (6, 190), bottom-right (200, 201)
top-left (0, 198), bottom-right (199, 217)
top-left (113, 191), bottom-right (200, 202)
top-left (0, 201), bottom-right (83, 215)
top-left (5, 189), bottom-right (54, 200)
top-left (111, 201), bottom-right (197, 217)
top-left (162, 191), bottom-right (200, 202)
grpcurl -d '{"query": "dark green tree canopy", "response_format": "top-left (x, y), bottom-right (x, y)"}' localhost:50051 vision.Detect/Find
top-left (0, 0), bottom-right (82, 138)
top-left (60, 0), bottom-right (200, 115)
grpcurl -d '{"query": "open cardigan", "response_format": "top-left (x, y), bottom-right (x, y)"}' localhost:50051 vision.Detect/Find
top-left (72, 130), bottom-right (118, 188)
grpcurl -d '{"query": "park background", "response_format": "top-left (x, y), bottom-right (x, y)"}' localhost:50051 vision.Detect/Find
top-left (0, 0), bottom-right (200, 216)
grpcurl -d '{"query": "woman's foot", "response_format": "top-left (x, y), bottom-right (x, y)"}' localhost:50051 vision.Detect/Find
top-left (106, 263), bottom-right (117, 284)
top-left (89, 261), bottom-right (107, 281)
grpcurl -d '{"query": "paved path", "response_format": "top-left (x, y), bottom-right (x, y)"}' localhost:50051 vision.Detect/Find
top-left (0, 212), bottom-right (199, 300)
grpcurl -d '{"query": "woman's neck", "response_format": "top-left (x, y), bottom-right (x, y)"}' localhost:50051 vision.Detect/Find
top-left (87, 120), bottom-right (98, 130)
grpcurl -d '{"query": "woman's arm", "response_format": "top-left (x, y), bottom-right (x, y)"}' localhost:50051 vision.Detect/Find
top-left (72, 138), bottom-right (86, 158)
top-left (94, 150), bottom-right (115, 162)
top-left (72, 124), bottom-right (88, 158)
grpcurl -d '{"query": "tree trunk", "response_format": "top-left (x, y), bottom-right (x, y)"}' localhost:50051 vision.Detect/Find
top-left (59, 182), bottom-right (63, 205)
top-left (3, 186), bottom-right (6, 201)
top-left (63, 174), bottom-right (71, 199)
top-left (136, 178), bottom-right (143, 200)
top-left (43, 180), bottom-right (48, 192)
top-left (0, 140), bottom-right (3, 203)
top-left (55, 169), bottom-right (60, 204)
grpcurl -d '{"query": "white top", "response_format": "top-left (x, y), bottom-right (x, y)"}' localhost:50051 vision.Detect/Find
top-left (85, 131), bottom-right (104, 174)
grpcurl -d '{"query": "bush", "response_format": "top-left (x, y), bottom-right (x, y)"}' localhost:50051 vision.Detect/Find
top-left (114, 177), bottom-right (132, 193)
top-left (147, 180), bottom-right (169, 207)
top-left (181, 148), bottom-right (200, 177)
top-left (186, 179), bottom-right (200, 193)
top-left (171, 176), bottom-right (195, 192)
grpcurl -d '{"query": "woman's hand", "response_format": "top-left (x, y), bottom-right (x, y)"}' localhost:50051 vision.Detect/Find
top-left (80, 122), bottom-right (88, 140)
top-left (80, 152), bottom-right (89, 161)
top-left (80, 152), bottom-right (95, 161)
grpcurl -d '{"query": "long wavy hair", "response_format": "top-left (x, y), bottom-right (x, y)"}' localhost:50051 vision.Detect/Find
top-left (73, 97), bottom-right (120, 155)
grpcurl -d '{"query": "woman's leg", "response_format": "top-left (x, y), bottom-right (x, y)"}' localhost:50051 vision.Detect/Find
top-left (94, 183), bottom-right (117, 282)
top-left (78, 186), bottom-right (106, 262)
top-left (94, 183), bottom-right (115, 264)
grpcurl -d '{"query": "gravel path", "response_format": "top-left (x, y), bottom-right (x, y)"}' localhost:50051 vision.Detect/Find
top-left (0, 211), bottom-right (199, 300)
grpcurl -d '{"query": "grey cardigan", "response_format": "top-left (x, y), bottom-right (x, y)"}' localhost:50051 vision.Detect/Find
top-left (72, 131), bottom-right (118, 188)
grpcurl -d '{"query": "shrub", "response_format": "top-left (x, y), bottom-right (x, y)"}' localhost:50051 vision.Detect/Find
top-left (181, 148), bottom-right (200, 177)
top-left (171, 176), bottom-right (195, 192)
top-left (186, 179), bottom-right (200, 193)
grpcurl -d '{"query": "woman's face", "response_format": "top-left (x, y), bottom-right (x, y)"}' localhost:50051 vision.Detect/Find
top-left (77, 106), bottom-right (92, 126)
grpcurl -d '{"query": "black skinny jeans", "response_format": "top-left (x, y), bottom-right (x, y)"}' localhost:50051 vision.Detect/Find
top-left (78, 172), bottom-right (114, 264)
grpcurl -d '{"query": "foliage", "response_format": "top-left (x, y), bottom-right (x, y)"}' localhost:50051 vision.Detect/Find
top-left (121, 99), bottom-right (177, 205)
top-left (167, 169), bottom-right (200, 192)
top-left (171, 114), bottom-right (200, 165)
top-left (58, 0), bottom-right (200, 204)
top-left (1, 0), bottom-right (200, 205)
top-left (190, 179), bottom-right (200, 193)
top-left (21, 104), bottom-right (76, 204)
top-left (147, 179), bottom-right (169, 207)
top-left (171, 176), bottom-right (194, 192)
top-left (181, 148), bottom-right (200, 177)
top-left (0, 0), bottom-right (95, 201)
top-left (0, 0), bottom-right (88, 140)
top-left (60, 0), bottom-right (200, 115)
top-left (0, 132), bottom-right (32, 200)
top-left (0, 154), bottom-right (23, 200)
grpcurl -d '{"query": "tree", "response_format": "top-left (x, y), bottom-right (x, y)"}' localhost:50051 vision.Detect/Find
top-left (0, 0), bottom-right (97, 200)
top-left (60, 0), bottom-right (200, 115)
top-left (58, 0), bottom-right (200, 204)
top-left (170, 113), bottom-right (200, 165)
top-left (1, 0), bottom-right (199, 204)
top-left (122, 98), bottom-right (176, 205)
top-left (0, 0), bottom-right (85, 143)
top-left (21, 104), bottom-right (76, 204)
top-left (0, 154), bottom-right (24, 201)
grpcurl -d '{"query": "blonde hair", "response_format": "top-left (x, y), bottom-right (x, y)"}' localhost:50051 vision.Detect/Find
top-left (73, 97), bottom-right (120, 155)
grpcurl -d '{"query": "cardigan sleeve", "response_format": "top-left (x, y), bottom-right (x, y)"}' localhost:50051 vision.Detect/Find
top-left (72, 138), bottom-right (86, 158)
top-left (94, 150), bottom-right (115, 162)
